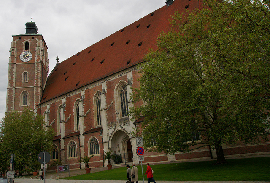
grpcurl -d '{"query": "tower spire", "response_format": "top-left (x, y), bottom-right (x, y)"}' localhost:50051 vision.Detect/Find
top-left (25, 21), bottom-right (38, 34)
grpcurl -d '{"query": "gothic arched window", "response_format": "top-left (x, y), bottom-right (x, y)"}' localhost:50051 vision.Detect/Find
top-left (94, 91), bottom-right (102, 126)
top-left (22, 91), bottom-right (28, 106)
top-left (89, 137), bottom-right (99, 155)
top-left (23, 72), bottom-right (28, 83)
top-left (74, 101), bottom-right (80, 131)
top-left (68, 141), bottom-right (77, 158)
top-left (52, 144), bottom-right (58, 159)
top-left (120, 85), bottom-right (128, 117)
top-left (115, 82), bottom-right (129, 119)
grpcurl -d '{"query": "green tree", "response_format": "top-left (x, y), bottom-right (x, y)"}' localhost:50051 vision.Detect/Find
top-left (0, 109), bottom-right (54, 174)
top-left (132, 0), bottom-right (270, 164)
top-left (0, 138), bottom-right (9, 175)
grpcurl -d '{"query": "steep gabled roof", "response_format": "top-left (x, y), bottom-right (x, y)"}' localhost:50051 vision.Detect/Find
top-left (41, 0), bottom-right (201, 103)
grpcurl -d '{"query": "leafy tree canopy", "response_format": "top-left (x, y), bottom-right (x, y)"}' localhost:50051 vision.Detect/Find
top-left (0, 109), bottom-right (54, 174)
top-left (132, 0), bottom-right (270, 164)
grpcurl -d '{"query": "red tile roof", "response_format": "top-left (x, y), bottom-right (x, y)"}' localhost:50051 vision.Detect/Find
top-left (41, 0), bottom-right (201, 103)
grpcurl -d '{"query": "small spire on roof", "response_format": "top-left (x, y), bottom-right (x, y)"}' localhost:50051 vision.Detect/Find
top-left (166, 0), bottom-right (174, 6)
top-left (56, 56), bottom-right (59, 65)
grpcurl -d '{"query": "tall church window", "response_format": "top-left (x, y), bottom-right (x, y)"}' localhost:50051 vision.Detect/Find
top-left (74, 101), bottom-right (80, 131)
top-left (57, 106), bottom-right (62, 135)
top-left (120, 85), bottom-right (128, 117)
top-left (94, 91), bottom-right (101, 126)
top-left (89, 137), bottom-right (99, 155)
top-left (25, 41), bottom-right (29, 50)
top-left (52, 145), bottom-right (58, 159)
top-left (115, 82), bottom-right (129, 119)
top-left (68, 141), bottom-right (77, 158)
top-left (22, 91), bottom-right (28, 106)
top-left (23, 72), bottom-right (28, 83)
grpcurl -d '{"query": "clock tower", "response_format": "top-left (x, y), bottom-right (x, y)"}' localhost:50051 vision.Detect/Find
top-left (6, 22), bottom-right (49, 113)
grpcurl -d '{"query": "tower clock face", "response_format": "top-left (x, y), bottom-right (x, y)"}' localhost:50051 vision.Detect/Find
top-left (20, 51), bottom-right (32, 62)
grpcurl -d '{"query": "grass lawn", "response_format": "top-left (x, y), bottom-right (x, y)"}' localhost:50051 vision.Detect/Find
top-left (65, 157), bottom-right (270, 181)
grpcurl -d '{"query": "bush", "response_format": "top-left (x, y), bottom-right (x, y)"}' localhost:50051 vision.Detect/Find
top-left (111, 154), bottom-right (122, 164)
top-left (49, 159), bottom-right (62, 167)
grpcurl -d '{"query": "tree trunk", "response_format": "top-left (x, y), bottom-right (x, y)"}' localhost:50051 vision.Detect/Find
top-left (215, 142), bottom-right (227, 164)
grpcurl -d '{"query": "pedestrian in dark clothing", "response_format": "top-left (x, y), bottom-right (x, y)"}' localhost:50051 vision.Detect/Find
top-left (127, 165), bottom-right (131, 182)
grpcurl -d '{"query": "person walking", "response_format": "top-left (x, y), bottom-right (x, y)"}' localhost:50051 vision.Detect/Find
top-left (39, 169), bottom-right (44, 180)
top-left (131, 164), bottom-right (138, 183)
top-left (127, 165), bottom-right (131, 183)
top-left (145, 163), bottom-right (156, 183)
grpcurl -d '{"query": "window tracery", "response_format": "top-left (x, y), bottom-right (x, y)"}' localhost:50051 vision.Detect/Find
top-left (68, 141), bottom-right (77, 158)
top-left (89, 137), bottom-right (99, 155)
top-left (115, 82), bottom-right (129, 120)
top-left (52, 144), bottom-right (59, 159)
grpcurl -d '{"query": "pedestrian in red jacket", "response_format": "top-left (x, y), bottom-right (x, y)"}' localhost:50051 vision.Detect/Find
top-left (145, 163), bottom-right (156, 183)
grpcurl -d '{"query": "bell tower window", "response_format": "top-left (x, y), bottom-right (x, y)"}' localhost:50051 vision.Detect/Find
top-left (23, 72), bottom-right (28, 83)
top-left (25, 41), bottom-right (29, 50)
top-left (22, 91), bottom-right (28, 106)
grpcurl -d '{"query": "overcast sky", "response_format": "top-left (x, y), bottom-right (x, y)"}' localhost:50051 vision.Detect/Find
top-left (0, 0), bottom-right (167, 120)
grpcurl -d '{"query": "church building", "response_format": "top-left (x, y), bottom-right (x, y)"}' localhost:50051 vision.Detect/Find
top-left (6, 0), bottom-right (269, 169)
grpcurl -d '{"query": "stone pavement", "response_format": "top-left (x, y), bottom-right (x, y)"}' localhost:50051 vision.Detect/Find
top-left (13, 180), bottom-right (266, 183)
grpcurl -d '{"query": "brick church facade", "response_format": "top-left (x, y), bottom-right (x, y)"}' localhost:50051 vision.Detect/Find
top-left (6, 0), bottom-right (270, 169)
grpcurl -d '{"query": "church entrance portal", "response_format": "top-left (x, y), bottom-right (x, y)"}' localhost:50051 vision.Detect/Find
top-left (127, 139), bottom-right (133, 162)
top-left (111, 130), bottom-right (133, 163)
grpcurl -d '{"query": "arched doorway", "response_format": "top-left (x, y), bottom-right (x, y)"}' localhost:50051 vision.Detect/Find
top-left (110, 130), bottom-right (133, 163)
top-left (127, 139), bottom-right (133, 162)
